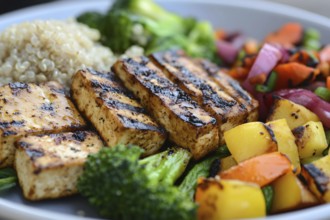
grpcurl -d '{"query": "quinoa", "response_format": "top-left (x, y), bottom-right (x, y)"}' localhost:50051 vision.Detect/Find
top-left (0, 19), bottom-right (144, 88)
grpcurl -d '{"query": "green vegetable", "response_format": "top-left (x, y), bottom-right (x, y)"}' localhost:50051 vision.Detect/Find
top-left (323, 130), bottom-right (330, 156)
top-left (78, 145), bottom-right (196, 220)
top-left (262, 185), bottom-right (274, 214)
top-left (217, 144), bottom-right (231, 158)
top-left (255, 71), bottom-right (278, 93)
top-left (0, 168), bottom-right (17, 192)
top-left (179, 156), bottom-right (216, 200)
top-left (303, 28), bottom-right (321, 51)
top-left (77, 0), bottom-right (216, 60)
top-left (179, 145), bottom-right (231, 199)
top-left (315, 87), bottom-right (330, 102)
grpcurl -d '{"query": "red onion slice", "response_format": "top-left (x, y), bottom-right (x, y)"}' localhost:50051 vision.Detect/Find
top-left (242, 43), bottom-right (282, 94)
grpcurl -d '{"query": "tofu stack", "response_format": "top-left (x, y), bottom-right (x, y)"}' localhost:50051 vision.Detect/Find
top-left (71, 69), bottom-right (166, 156)
top-left (15, 131), bottom-right (103, 200)
top-left (150, 51), bottom-right (248, 144)
top-left (0, 82), bottom-right (86, 168)
top-left (112, 56), bottom-right (219, 159)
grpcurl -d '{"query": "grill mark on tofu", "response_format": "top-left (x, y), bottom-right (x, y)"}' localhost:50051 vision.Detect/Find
top-left (117, 114), bottom-right (163, 131)
top-left (90, 79), bottom-right (135, 99)
top-left (105, 99), bottom-right (146, 114)
top-left (0, 81), bottom-right (86, 168)
top-left (15, 131), bottom-right (103, 200)
top-left (196, 59), bottom-right (259, 122)
top-left (9, 82), bottom-right (30, 96)
top-left (112, 56), bottom-right (219, 159)
top-left (150, 51), bottom-right (248, 142)
top-left (71, 69), bottom-right (166, 156)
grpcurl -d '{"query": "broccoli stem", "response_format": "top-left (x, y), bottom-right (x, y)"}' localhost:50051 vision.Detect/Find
top-left (179, 156), bottom-right (216, 199)
top-left (140, 148), bottom-right (191, 185)
top-left (0, 168), bottom-right (17, 192)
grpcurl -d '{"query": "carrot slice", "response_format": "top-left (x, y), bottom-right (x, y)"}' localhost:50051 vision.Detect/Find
top-left (265, 23), bottom-right (303, 48)
top-left (220, 152), bottom-right (292, 187)
top-left (274, 62), bottom-right (319, 89)
top-left (327, 76), bottom-right (330, 90)
top-left (289, 50), bottom-right (319, 67)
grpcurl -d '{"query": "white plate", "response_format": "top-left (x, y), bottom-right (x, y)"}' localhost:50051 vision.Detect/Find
top-left (0, 0), bottom-right (330, 219)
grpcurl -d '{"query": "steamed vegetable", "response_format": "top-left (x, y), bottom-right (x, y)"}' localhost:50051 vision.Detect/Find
top-left (77, 145), bottom-right (196, 220)
top-left (196, 178), bottom-right (266, 220)
top-left (77, 0), bottom-right (216, 60)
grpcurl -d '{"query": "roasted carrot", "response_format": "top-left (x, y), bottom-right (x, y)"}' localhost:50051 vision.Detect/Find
top-left (265, 23), bottom-right (303, 48)
top-left (229, 67), bottom-right (249, 80)
top-left (289, 50), bottom-right (319, 67)
top-left (219, 152), bottom-right (292, 187)
top-left (274, 62), bottom-right (319, 89)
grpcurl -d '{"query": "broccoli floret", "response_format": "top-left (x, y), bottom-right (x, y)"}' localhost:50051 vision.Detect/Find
top-left (77, 0), bottom-right (217, 60)
top-left (76, 11), bottom-right (104, 30)
top-left (78, 145), bottom-right (196, 220)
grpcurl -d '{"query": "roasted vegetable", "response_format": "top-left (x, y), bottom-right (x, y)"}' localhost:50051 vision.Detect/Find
top-left (301, 155), bottom-right (330, 202)
top-left (271, 172), bottom-right (319, 213)
top-left (78, 145), bottom-right (196, 220)
top-left (266, 119), bottom-right (301, 173)
top-left (196, 178), bottom-right (266, 220)
top-left (292, 121), bottom-right (328, 161)
top-left (224, 121), bottom-right (277, 163)
top-left (219, 152), bottom-right (292, 187)
top-left (267, 98), bottom-right (320, 130)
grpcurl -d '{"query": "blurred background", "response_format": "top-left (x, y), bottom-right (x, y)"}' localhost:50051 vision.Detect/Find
top-left (0, 0), bottom-right (329, 18)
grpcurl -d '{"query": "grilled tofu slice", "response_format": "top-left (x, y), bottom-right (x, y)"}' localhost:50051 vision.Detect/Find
top-left (112, 56), bottom-right (219, 160)
top-left (195, 59), bottom-right (259, 122)
top-left (0, 82), bottom-right (86, 168)
top-left (71, 69), bottom-right (166, 156)
top-left (15, 131), bottom-right (103, 201)
top-left (150, 51), bottom-right (247, 144)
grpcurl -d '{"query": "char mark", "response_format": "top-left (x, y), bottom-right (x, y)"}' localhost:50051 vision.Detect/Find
top-left (117, 114), bottom-right (163, 132)
top-left (0, 120), bottom-right (25, 129)
top-left (105, 99), bottom-right (145, 114)
top-left (86, 68), bottom-right (118, 81)
top-left (90, 79), bottom-right (134, 99)
top-left (228, 81), bottom-right (252, 105)
top-left (9, 82), bottom-right (30, 96)
top-left (40, 103), bottom-right (54, 111)
top-left (304, 163), bottom-right (329, 195)
top-left (72, 131), bottom-right (87, 142)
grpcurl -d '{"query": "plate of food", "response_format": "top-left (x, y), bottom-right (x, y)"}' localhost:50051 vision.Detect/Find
top-left (0, 0), bottom-right (330, 219)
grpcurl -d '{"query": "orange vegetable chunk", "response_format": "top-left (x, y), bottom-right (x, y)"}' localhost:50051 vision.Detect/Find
top-left (274, 62), bottom-right (318, 89)
top-left (220, 152), bottom-right (292, 187)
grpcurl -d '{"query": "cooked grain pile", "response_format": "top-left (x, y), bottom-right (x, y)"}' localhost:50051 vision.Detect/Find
top-left (0, 19), bottom-right (143, 87)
